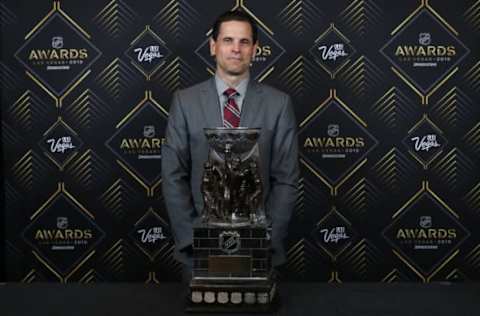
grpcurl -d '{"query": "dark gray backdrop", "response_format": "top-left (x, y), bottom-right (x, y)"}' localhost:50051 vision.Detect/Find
top-left (1, 0), bottom-right (479, 282)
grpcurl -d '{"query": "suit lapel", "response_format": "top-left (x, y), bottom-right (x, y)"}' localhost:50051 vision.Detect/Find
top-left (200, 78), bottom-right (222, 128)
top-left (240, 80), bottom-right (263, 128)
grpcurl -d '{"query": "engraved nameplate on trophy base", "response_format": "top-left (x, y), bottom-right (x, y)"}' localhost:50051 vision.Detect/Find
top-left (186, 128), bottom-right (278, 313)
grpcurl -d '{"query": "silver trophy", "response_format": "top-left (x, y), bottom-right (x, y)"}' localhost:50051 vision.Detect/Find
top-left (201, 127), bottom-right (266, 226)
top-left (188, 127), bottom-right (277, 312)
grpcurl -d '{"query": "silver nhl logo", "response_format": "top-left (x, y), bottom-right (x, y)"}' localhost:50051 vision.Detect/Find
top-left (51, 36), bottom-right (63, 49)
top-left (219, 231), bottom-right (241, 254)
top-left (419, 216), bottom-right (432, 228)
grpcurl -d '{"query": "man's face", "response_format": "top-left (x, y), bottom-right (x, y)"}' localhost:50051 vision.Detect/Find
top-left (210, 20), bottom-right (258, 78)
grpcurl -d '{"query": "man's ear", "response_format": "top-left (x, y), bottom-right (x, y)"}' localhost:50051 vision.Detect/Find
top-left (209, 37), bottom-right (216, 57)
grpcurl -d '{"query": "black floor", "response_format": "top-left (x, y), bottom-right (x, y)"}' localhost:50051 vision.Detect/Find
top-left (0, 282), bottom-right (479, 316)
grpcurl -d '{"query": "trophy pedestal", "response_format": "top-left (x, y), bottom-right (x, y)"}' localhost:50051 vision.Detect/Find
top-left (186, 224), bottom-right (277, 313)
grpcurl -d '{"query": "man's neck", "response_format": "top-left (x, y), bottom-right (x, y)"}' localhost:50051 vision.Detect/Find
top-left (216, 71), bottom-right (249, 88)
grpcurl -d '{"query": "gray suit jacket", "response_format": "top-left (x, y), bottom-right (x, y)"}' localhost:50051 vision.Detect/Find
top-left (161, 77), bottom-right (299, 266)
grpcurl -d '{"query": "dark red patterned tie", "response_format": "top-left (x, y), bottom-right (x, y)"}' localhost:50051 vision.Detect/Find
top-left (223, 88), bottom-right (240, 128)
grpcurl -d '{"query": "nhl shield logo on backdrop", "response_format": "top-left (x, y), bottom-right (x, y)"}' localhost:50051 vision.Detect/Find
top-left (219, 231), bottom-right (241, 254)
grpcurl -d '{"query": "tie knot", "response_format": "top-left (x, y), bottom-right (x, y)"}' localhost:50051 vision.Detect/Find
top-left (223, 88), bottom-right (238, 99)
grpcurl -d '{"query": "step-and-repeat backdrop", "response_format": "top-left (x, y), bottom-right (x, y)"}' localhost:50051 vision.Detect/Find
top-left (1, 0), bottom-right (479, 282)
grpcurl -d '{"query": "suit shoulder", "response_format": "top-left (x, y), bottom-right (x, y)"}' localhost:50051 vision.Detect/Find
top-left (256, 83), bottom-right (291, 102)
top-left (176, 79), bottom-right (210, 97)
top-left (255, 83), bottom-right (292, 112)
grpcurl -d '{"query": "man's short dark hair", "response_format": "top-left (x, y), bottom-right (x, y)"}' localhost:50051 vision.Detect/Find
top-left (211, 10), bottom-right (258, 43)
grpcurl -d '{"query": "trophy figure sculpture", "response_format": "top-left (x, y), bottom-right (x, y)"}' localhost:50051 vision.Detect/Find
top-left (187, 127), bottom-right (277, 312)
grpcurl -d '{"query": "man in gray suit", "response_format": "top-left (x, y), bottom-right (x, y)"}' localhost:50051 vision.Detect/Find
top-left (161, 10), bottom-right (299, 277)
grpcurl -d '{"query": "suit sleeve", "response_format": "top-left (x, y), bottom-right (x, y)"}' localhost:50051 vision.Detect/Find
top-left (266, 94), bottom-right (300, 264)
top-left (161, 91), bottom-right (195, 252)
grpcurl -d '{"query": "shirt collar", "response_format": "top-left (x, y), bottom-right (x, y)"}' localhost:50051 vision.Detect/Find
top-left (215, 74), bottom-right (249, 98)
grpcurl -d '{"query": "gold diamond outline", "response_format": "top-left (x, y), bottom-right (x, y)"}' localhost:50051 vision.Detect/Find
top-left (64, 250), bottom-right (96, 282)
top-left (311, 23), bottom-right (355, 79)
top-left (31, 250), bottom-right (63, 282)
top-left (31, 182), bottom-right (94, 222)
top-left (393, 248), bottom-right (460, 283)
top-left (111, 91), bottom-right (167, 197)
top-left (19, 2), bottom-right (98, 107)
top-left (404, 114), bottom-right (448, 169)
top-left (385, 181), bottom-right (468, 279)
top-left (27, 183), bottom-right (100, 281)
top-left (300, 89), bottom-right (367, 128)
top-left (300, 158), bottom-right (333, 195)
top-left (299, 89), bottom-right (374, 195)
top-left (392, 181), bottom-right (458, 219)
top-left (384, 0), bottom-right (466, 104)
top-left (130, 207), bottom-right (171, 262)
top-left (312, 206), bottom-right (354, 261)
top-left (126, 25), bottom-right (171, 81)
top-left (40, 117), bottom-right (83, 171)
